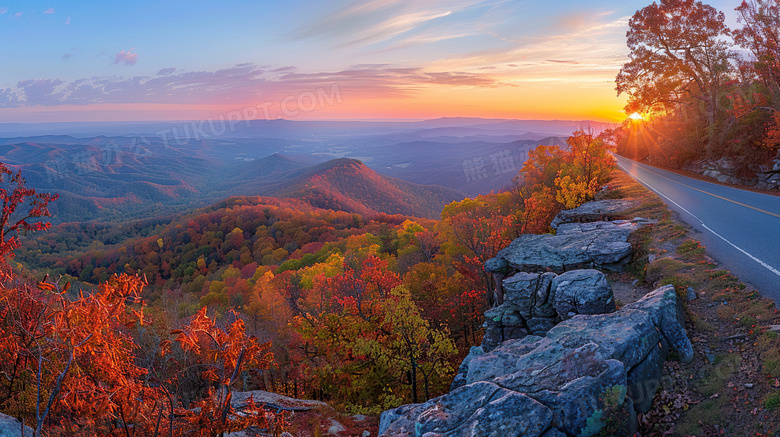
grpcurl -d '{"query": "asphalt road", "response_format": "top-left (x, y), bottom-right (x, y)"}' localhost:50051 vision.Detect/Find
top-left (614, 154), bottom-right (780, 302)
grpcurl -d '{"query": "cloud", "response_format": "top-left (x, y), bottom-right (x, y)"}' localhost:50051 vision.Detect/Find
top-left (0, 8), bottom-right (7, 14)
top-left (114, 50), bottom-right (138, 66)
top-left (0, 63), bottom-right (506, 108)
top-left (288, 0), bottom-right (479, 49)
top-left (65, 15), bottom-right (70, 24)
top-left (43, 8), bottom-right (55, 14)
top-left (430, 10), bottom-right (632, 85)
top-left (13, 11), bottom-right (22, 18)
top-left (61, 53), bottom-right (73, 60)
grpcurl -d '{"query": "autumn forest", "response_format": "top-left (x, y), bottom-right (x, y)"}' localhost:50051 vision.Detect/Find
top-left (2, 0), bottom-right (780, 435)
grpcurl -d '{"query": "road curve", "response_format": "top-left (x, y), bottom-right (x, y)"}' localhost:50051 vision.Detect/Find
top-left (614, 154), bottom-right (780, 302)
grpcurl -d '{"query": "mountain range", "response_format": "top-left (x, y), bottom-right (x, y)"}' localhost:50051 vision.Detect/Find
top-left (0, 118), bottom-right (603, 222)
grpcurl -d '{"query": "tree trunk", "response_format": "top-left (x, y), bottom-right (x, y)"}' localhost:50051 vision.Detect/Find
top-left (409, 367), bottom-right (418, 404)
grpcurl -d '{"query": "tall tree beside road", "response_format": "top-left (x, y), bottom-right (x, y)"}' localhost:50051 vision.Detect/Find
top-left (616, 0), bottom-right (733, 155)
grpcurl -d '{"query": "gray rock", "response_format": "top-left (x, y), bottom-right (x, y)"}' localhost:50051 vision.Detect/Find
top-left (541, 429), bottom-right (568, 437)
top-left (484, 257), bottom-right (509, 273)
top-left (552, 269), bottom-right (615, 320)
top-left (716, 174), bottom-right (730, 183)
top-left (686, 286), bottom-right (697, 301)
top-left (467, 336), bottom-right (545, 384)
top-left (503, 272), bottom-right (549, 319)
top-left (230, 390), bottom-right (327, 412)
top-left (481, 272), bottom-right (559, 349)
top-left (460, 390), bottom-right (553, 437)
top-left (624, 285), bottom-right (694, 363)
top-left (550, 199), bottom-right (639, 229)
top-left (410, 382), bottom-right (552, 437)
top-left (381, 286), bottom-right (689, 436)
top-left (0, 414), bottom-right (34, 437)
top-left (529, 359), bottom-right (627, 436)
top-left (378, 403), bottom-right (422, 437)
top-left (450, 346), bottom-right (484, 391)
top-left (495, 220), bottom-right (646, 273)
top-left (527, 317), bottom-right (559, 335)
top-left (327, 419), bottom-right (346, 435)
top-left (546, 310), bottom-right (659, 370)
top-left (626, 343), bottom-right (666, 413)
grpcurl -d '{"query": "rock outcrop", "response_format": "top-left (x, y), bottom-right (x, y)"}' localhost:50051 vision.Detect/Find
top-left (379, 285), bottom-right (693, 437)
top-left (230, 390), bottom-right (327, 412)
top-left (380, 199), bottom-right (689, 436)
top-left (685, 156), bottom-right (780, 191)
top-left (550, 199), bottom-right (639, 229)
top-left (480, 269), bottom-right (615, 352)
top-left (486, 218), bottom-right (652, 275)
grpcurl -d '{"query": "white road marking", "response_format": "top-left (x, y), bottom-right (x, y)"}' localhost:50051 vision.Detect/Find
top-left (616, 160), bottom-right (780, 279)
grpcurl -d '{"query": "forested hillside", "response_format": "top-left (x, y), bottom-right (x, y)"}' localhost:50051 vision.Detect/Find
top-left (0, 129), bottom-right (614, 435)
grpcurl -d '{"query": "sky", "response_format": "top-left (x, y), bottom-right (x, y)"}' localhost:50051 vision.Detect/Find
top-left (0, 0), bottom-right (744, 123)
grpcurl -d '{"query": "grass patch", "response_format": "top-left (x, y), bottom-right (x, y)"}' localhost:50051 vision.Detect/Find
top-left (757, 331), bottom-right (779, 349)
top-left (699, 353), bottom-right (741, 397)
top-left (763, 393), bottom-right (780, 410)
top-left (690, 313), bottom-right (717, 332)
top-left (762, 347), bottom-right (780, 378)
top-left (674, 397), bottom-right (727, 436)
top-left (676, 239), bottom-right (706, 262)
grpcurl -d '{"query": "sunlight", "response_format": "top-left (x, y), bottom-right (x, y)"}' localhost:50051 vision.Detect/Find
top-left (628, 112), bottom-right (644, 121)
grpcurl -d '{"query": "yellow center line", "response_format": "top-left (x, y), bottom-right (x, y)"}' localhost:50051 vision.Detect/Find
top-left (619, 158), bottom-right (780, 220)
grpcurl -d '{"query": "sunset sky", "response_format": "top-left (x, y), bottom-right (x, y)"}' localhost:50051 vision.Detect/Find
top-left (0, 0), bottom-right (743, 123)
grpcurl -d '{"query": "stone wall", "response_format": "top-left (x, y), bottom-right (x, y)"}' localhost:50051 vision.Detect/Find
top-left (686, 156), bottom-right (780, 190)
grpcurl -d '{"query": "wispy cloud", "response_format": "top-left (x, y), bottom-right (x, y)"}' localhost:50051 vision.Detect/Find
top-left (289, 0), bottom-right (482, 49)
top-left (43, 8), bottom-right (55, 14)
top-left (0, 8), bottom-right (7, 14)
top-left (65, 15), bottom-right (70, 24)
top-left (0, 63), bottom-right (507, 108)
top-left (61, 53), bottom-right (73, 60)
top-left (430, 10), bottom-right (631, 84)
top-left (13, 11), bottom-right (22, 18)
top-left (114, 50), bottom-right (138, 66)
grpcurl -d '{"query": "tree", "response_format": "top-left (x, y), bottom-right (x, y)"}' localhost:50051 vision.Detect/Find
top-left (0, 163), bottom-right (58, 280)
top-left (616, 0), bottom-right (733, 154)
top-left (555, 130), bottom-right (614, 208)
top-left (355, 286), bottom-right (456, 404)
top-left (734, 0), bottom-right (780, 99)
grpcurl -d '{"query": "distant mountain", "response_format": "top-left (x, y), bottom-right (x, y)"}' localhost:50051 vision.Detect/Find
top-left (0, 137), bottom-right (462, 222)
top-left (264, 158), bottom-right (465, 219)
top-left (0, 118), bottom-right (593, 223)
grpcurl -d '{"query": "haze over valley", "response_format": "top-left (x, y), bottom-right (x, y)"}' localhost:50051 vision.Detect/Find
top-left (0, 118), bottom-right (611, 222)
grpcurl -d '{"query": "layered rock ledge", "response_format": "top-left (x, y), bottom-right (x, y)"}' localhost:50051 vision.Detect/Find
top-left (379, 285), bottom-right (693, 437)
top-left (550, 199), bottom-right (639, 229)
top-left (486, 218), bottom-right (652, 275)
top-left (479, 269), bottom-right (615, 352)
top-left (379, 199), bottom-right (688, 436)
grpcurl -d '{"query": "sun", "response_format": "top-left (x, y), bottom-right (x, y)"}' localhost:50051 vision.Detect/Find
top-left (628, 112), bottom-right (644, 121)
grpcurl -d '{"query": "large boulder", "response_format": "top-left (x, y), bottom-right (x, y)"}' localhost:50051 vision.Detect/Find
top-left (552, 269), bottom-right (615, 320)
top-left (550, 199), bottom-right (639, 229)
top-left (379, 285), bottom-right (691, 435)
top-left (0, 413), bottom-right (34, 437)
